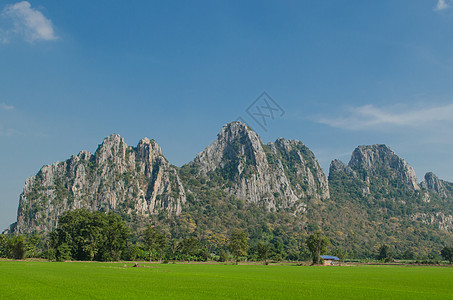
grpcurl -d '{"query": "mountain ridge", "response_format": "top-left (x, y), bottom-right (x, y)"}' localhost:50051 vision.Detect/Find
top-left (6, 121), bottom-right (453, 258)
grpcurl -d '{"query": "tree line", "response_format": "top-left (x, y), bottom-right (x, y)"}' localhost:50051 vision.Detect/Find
top-left (2, 209), bottom-right (453, 264)
top-left (0, 210), bottom-right (252, 263)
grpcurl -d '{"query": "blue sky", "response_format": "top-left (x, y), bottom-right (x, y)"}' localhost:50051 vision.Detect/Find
top-left (1, 0), bottom-right (453, 230)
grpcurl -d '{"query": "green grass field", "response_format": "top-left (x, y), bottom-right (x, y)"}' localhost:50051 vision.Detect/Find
top-left (1, 261), bottom-right (453, 299)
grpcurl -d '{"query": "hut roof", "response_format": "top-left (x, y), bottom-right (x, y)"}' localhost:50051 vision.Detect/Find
top-left (321, 255), bottom-right (340, 260)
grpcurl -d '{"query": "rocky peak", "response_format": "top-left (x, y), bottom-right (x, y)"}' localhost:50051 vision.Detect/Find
top-left (421, 172), bottom-right (448, 198)
top-left (329, 159), bottom-right (355, 178)
top-left (273, 138), bottom-right (308, 157)
top-left (350, 145), bottom-right (395, 170)
top-left (190, 122), bottom-right (329, 212)
top-left (138, 138), bottom-right (162, 157)
top-left (349, 144), bottom-right (420, 191)
top-left (194, 121), bottom-right (265, 173)
top-left (77, 150), bottom-right (91, 161)
top-left (271, 138), bottom-right (330, 200)
top-left (12, 134), bottom-right (186, 234)
top-left (95, 134), bottom-right (127, 164)
top-left (274, 137), bottom-right (301, 149)
top-left (137, 138), bottom-right (165, 168)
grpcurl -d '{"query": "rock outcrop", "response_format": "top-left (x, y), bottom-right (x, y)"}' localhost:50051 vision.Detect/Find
top-left (12, 134), bottom-right (186, 234)
top-left (10, 122), bottom-right (329, 234)
top-left (421, 172), bottom-right (452, 200)
top-left (329, 144), bottom-right (421, 200)
top-left (412, 212), bottom-right (453, 233)
top-left (192, 122), bottom-right (329, 212)
top-left (349, 145), bottom-right (420, 191)
top-left (8, 121), bottom-right (453, 258)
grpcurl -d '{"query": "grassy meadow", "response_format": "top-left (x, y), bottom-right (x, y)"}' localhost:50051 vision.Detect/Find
top-left (1, 260), bottom-right (453, 299)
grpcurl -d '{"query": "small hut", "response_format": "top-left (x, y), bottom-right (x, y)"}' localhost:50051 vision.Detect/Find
top-left (321, 255), bottom-right (340, 266)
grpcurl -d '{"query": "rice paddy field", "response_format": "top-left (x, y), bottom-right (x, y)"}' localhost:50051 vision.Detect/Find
top-left (1, 260), bottom-right (453, 299)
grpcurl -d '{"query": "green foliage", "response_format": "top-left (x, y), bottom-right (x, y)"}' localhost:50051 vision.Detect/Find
top-left (143, 225), bottom-right (167, 262)
top-left (25, 234), bottom-right (41, 258)
top-left (102, 213), bottom-right (130, 261)
top-left (441, 246), bottom-right (453, 263)
top-left (0, 234), bottom-right (46, 259)
top-left (333, 248), bottom-right (348, 261)
top-left (325, 159), bottom-right (453, 259)
top-left (175, 163), bottom-right (307, 262)
top-left (257, 241), bottom-right (271, 264)
top-left (8, 235), bottom-right (26, 259)
top-left (217, 250), bottom-right (228, 262)
top-left (401, 249), bottom-right (415, 260)
top-left (56, 243), bottom-right (72, 261)
top-left (0, 235), bottom-right (7, 257)
top-left (14, 132), bottom-right (453, 263)
top-left (51, 209), bottom-right (130, 261)
top-left (306, 231), bottom-right (329, 265)
top-left (121, 244), bottom-right (145, 261)
top-left (228, 229), bottom-right (248, 263)
top-left (177, 237), bottom-right (200, 261)
top-left (377, 244), bottom-right (392, 262)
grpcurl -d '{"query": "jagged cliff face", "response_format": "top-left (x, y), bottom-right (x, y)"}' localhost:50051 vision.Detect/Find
top-left (325, 144), bottom-right (453, 257)
top-left (416, 172), bottom-right (453, 232)
top-left (421, 172), bottom-right (453, 200)
top-left (329, 144), bottom-right (421, 201)
top-left (349, 145), bottom-right (420, 192)
top-left (13, 134), bottom-right (186, 234)
top-left (11, 122), bottom-right (329, 234)
top-left (318, 145), bottom-right (453, 256)
top-left (9, 121), bottom-right (453, 257)
top-left (192, 122), bottom-right (329, 212)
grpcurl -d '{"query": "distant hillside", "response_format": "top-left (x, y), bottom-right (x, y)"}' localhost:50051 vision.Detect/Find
top-left (7, 122), bottom-right (453, 259)
top-left (326, 145), bottom-right (453, 257)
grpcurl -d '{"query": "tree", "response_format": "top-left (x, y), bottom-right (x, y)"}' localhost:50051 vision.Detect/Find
top-left (56, 243), bottom-right (72, 261)
top-left (228, 229), bottom-right (248, 264)
top-left (257, 242), bottom-right (271, 265)
top-left (52, 209), bottom-right (104, 261)
top-left (101, 213), bottom-right (130, 261)
top-left (377, 244), bottom-right (392, 262)
top-left (441, 246), bottom-right (453, 264)
top-left (25, 234), bottom-right (41, 258)
top-left (218, 250), bottom-right (228, 262)
top-left (402, 249), bottom-right (415, 260)
top-left (306, 232), bottom-right (329, 265)
top-left (0, 235), bottom-right (7, 258)
top-left (334, 247), bottom-right (348, 261)
top-left (51, 209), bottom-right (130, 261)
top-left (143, 226), bottom-right (167, 262)
top-left (122, 244), bottom-right (141, 261)
top-left (8, 235), bottom-right (26, 260)
top-left (177, 237), bottom-right (200, 261)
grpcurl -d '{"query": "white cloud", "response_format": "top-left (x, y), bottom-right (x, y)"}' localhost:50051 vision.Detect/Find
top-left (434, 0), bottom-right (453, 11)
top-left (317, 103), bottom-right (453, 130)
top-left (0, 125), bottom-right (19, 137)
top-left (1, 1), bottom-right (57, 42)
top-left (0, 102), bottom-right (14, 110)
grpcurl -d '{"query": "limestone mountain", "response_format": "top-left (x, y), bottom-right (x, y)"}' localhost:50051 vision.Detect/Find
top-left (6, 122), bottom-right (453, 259)
top-left (172, 121), bottom-right (330, 253)
top-left (325, 144), bottom-right (453, 257)
top-left (412, 172), bottom-right (453, 233)
top-left (11, 134), bottom-right (186, 234)
top-left (329, 144), bottom-right (421, 199)
top-left (9, 122), bottom-right (329, 236)
top-left (189, 122), bottom-right (329, 213)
